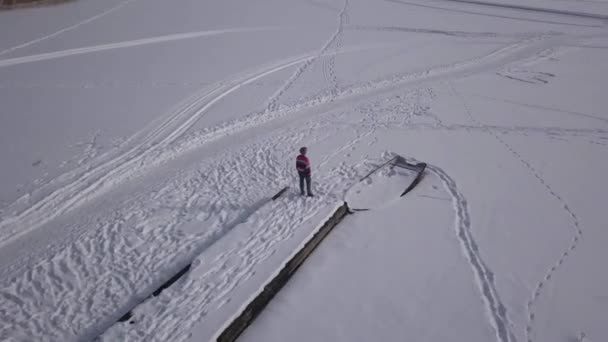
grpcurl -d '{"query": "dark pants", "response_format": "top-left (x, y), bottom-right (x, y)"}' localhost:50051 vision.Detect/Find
top-left (298, 171), bottom-right (312, 195)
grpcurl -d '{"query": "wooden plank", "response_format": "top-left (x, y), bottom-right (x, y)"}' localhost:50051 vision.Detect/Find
top-left (271, 186), bottom-right (289, 200)
top-left (400, 163), bottom-right (427, 197)
top-left (217, 203), bottom-right (350, 342)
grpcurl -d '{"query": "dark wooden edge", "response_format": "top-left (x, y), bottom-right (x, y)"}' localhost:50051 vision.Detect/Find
top-left (216, 203), bottom-right (350, 342)
top-left (114, 186), bottom-right (289, 327)
top-left (359, 156), bottom-right (398, 182)
top-left (271, 186), bottom-right (289, 201)
top-left (347, 207), bottom-right (370, 213)
top-left (400, 163), bottom-right (427, 197)
top-left (117, 263), bottom-right (192, 323)
top-left (0, 0), bottom-right (75, 10)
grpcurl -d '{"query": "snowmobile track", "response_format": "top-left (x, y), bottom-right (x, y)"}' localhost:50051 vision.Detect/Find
top-left (0, 53), bottom-right (318, 248)
top-left (1, 32), bottom-right (562, 250)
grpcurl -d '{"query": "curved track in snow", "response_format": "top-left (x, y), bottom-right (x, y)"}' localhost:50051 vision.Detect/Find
top-left (0, 53), bottom-right (317, 248)
top-left (428, 164), bottom-right (516, 342)
top-left (1, 2), bottom-right (604, 338)
top-left (0, 41), bottom-right (414, 251)
top-left (450, 82), bottom-right (584, 342)
top-left (0, 33), bottom-right (563, 250)
top-left (0, 0), bottom-right (140, 57)
top-left (266, 0), bottom-right (349, 112)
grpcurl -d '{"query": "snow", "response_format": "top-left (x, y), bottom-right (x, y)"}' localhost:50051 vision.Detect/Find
top-left (1, 0), bottom-right (607, 341)
top-left (242, 179), bottom-right (497, 342)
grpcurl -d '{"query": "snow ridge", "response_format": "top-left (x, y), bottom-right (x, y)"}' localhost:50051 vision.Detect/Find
top-left (428, 164), bottom-right (516, 342)
top-left (450, 83), bottom-right (583, 342)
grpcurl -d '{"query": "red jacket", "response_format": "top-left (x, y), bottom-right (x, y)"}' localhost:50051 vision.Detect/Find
top-left (296, 154), bottom-right (310, 173)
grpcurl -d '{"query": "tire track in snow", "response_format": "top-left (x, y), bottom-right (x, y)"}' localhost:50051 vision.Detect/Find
top-left (2, 94), bottom-right (369, 342)
top-left (0, 42), bottom-right (409, 281)
top-left (211, 34), bottom-right (564, 151)
top-left (0, 36), bottom-right (572, 337)
top-left (147, 35), bottom-right (570, 187)
top-left (97, 107), bottom-right (367, 342)
top-left (163, 34), bottom-right (574, 170)
top-left (450, 83), bottom-right (583, 342)
top-left (428, 164), bottom-right (516, 342)
top-left (266, 0), bottom-right (349, 112)
top-left (0, 0), bottom-right (140, 58)
top-left (0, 40), bottom-right (416, 252)
top-left (0, 27), bottom-right (285, 68)
top-left (0, 32), bottom-right (561, 248)
top-left (0, 53), bottom-right (319, 248)
top-left (1, 32), bottom-right (568, 323)
top-left (0, 0), bottom-right (352, 248)
top-left (107, 102), bottom-right (373, 341)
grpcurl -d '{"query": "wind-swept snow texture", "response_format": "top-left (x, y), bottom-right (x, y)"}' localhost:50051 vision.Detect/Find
top-left (1, 0), bottom-right (608, 341)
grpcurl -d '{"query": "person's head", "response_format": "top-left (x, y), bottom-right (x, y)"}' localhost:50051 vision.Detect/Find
top-left (299, 146), bottom-right (307, 155)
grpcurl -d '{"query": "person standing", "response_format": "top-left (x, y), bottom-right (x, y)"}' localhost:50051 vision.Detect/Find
top-left (296, 147), bottom-right (313, 197)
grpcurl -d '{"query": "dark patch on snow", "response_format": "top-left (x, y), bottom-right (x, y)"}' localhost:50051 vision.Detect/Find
top-left (117, 311), bottom-right (132, 323)
top-left (0, 0), bottom-right (76, 11)
top-left (271, 186), bottom-right (289, 200)
top-left (152, 264), bottom-right (191, 297)
top-left (116, 264), bottom-right (191, 324)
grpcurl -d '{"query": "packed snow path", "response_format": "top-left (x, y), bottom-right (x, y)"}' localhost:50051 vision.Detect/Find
top-left (1, 0), bottom-right (608, 341)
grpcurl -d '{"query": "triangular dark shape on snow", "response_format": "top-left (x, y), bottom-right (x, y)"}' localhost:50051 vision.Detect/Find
top-left (345, 155), bottom-right (426, 211)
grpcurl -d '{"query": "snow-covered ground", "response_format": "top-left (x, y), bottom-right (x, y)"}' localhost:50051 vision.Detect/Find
top-left (1, 0), bottom-right (607, 341)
